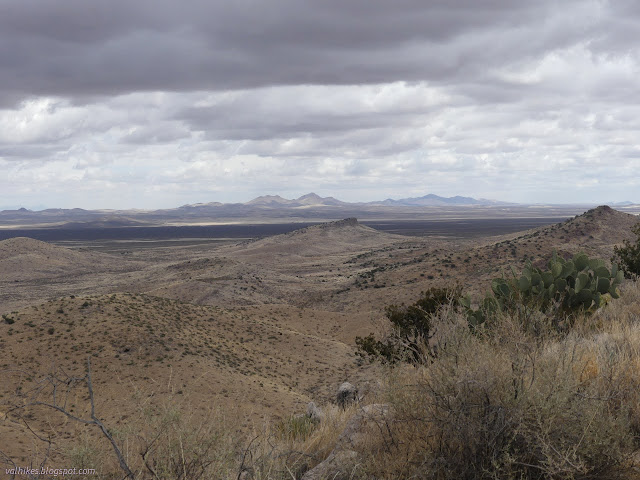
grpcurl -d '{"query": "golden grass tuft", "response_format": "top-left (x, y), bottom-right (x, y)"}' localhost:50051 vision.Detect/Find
top-left (246, 402), bottom-right (362, 479)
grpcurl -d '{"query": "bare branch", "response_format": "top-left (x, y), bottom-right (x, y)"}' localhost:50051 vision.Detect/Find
top-left (30, 401), bottom-right (95, 425)
top-left (4, 356), bottom-right (136, 479)
top-left (86, 357), bottom-right (135, 479)
top-left (237, 434), bottom-right (260, 480)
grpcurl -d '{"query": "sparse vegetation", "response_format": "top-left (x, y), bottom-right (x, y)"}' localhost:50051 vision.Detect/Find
top-left (353, 280), bottom-right (640, 480)
top-left (275, 414), bottom-right (317, 442)
top-left (613, 221), bottom-right (640, 279)
top-left (355, 285), bottom-right (461, 364)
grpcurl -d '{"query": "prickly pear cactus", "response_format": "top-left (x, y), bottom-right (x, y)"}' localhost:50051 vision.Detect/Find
top-left (460, 250), bottom-right (623, 330)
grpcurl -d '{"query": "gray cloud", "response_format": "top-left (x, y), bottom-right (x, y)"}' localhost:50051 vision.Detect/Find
top-left (1, 0), bottom-right (628, 103)
top-left (0, 1), bottom-right (639, 209)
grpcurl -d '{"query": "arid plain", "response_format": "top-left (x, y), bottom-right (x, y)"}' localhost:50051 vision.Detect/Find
top-left (1, 203), bottom-right (640, 472)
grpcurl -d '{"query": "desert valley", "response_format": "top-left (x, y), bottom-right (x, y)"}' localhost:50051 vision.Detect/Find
top-left (1, 197), bottom-right (640, 479)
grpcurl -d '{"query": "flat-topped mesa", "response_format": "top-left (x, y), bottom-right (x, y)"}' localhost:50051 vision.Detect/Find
top-left (323, 218), bottom-right (359, 228)
top-left (284, 217), bottom-right (360, 236)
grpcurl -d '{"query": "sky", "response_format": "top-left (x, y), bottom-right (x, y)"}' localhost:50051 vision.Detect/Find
top-left (0, 0), bottom-right (639, 210)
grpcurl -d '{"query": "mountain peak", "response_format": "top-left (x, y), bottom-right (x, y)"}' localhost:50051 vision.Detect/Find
top-left (297, 193), bottom-right (322, 201)
top-left (582, 205), bottom-right (617, 218)
top-left (246, 195), bottom-right (291, 206)
top-left (296, 193), bottom-right (323, 205)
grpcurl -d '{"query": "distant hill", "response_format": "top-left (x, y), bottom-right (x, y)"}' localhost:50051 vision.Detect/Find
top-left (0, 237), bottom-right (117, 281)
top-left (226, 218), bottom-right (403, 259)
top-left (246, 193), bottom-right (347, 207)
top-left (462, 205), bottom-right (640, 283)
top-left (530, 205), bottom-right (639, 253)
top-left (374, 194), bottom-right (502, 206)
top-left (59, 216), bottom-right (153, 229)
top-left (246, 194), bottom-right (294, 206)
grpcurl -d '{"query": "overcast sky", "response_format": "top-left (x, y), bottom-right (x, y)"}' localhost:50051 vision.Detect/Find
top-left (1, 0), bottom-right (639, 209)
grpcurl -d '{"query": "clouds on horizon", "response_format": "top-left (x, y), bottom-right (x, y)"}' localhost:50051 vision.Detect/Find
top-left (0, 0), bottom-right (639, 209)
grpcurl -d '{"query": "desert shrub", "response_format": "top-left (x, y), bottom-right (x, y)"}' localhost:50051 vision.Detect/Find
top-left (63, 393), bottom-right (240, 479)
top-left (355, 285), bottom-right (461, 364)
top-left (67, 431), bottom-right (109, 477)
top-left (360, 288), bottom-right (640, 479)
top-left (61, 392), bottom-right (357, 480)
top-left (131, 403), bottom-right (239, 480)
top-left (359, 251), bottom-right (624, 368)
top-left (613, 222), bottom-right (640, 279)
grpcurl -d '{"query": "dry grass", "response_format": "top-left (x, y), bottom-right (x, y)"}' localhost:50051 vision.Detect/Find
top-left (65, 389), bottom-right (242, 480)
top-left (353, 280), bottom-right (640, 479)
top-left (244, 402), bottom-right (362, 480)
top-left (44, 396), bottom-right (361, 479)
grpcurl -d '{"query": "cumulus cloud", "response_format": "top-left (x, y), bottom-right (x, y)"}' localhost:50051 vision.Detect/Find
top-left (0, 0), bottom-right (638, 209)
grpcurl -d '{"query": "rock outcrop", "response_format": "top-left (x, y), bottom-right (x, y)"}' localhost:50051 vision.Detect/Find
top-left (336, 382), bottom-right (358, 408)
top-left (306, 401), bottom-right (324, 423)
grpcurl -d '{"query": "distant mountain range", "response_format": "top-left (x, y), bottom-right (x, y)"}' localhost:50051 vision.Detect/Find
top-left (244, 193), bottom-right (348, 207)
top-left (374, 194), bottom-right (503, 207)
top-left (1, 194), bottom-right (637, 228)
top-left (184, 192), bottom-right (507, 209)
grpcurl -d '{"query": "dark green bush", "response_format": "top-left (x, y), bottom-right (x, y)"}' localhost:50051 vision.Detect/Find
top-left (612, 222), bottom-right (640, 279)
top-left (356, 285), bottom-right (460, 364)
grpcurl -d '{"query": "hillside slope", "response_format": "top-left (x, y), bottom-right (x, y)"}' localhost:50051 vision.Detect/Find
top-left (226, 218), bottom-right (406, 259)
top-left (0, 237), bottom-right (143, 313)
top-left (320, 206), bottom-right (640, 309)
top-left (0, 293), bottom-right (376, 463)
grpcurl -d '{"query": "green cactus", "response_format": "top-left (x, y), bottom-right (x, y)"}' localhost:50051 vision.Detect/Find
top-left (491, 278), bottom-right (511, 298)
top-left (574, 253), bottom-right (589, 271)
top-left (575, 272), bottom-right (588, 292)
top-left (463, 250), bottom-right (623, 332)
top-left (531, 272), bottom-right (542, 287)
top-left (561, 260), bottom-right (575, 278)
top-left (614, 270), bottom-right (624, 285)
top-left (596, 277), bottom-right (610, 294)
